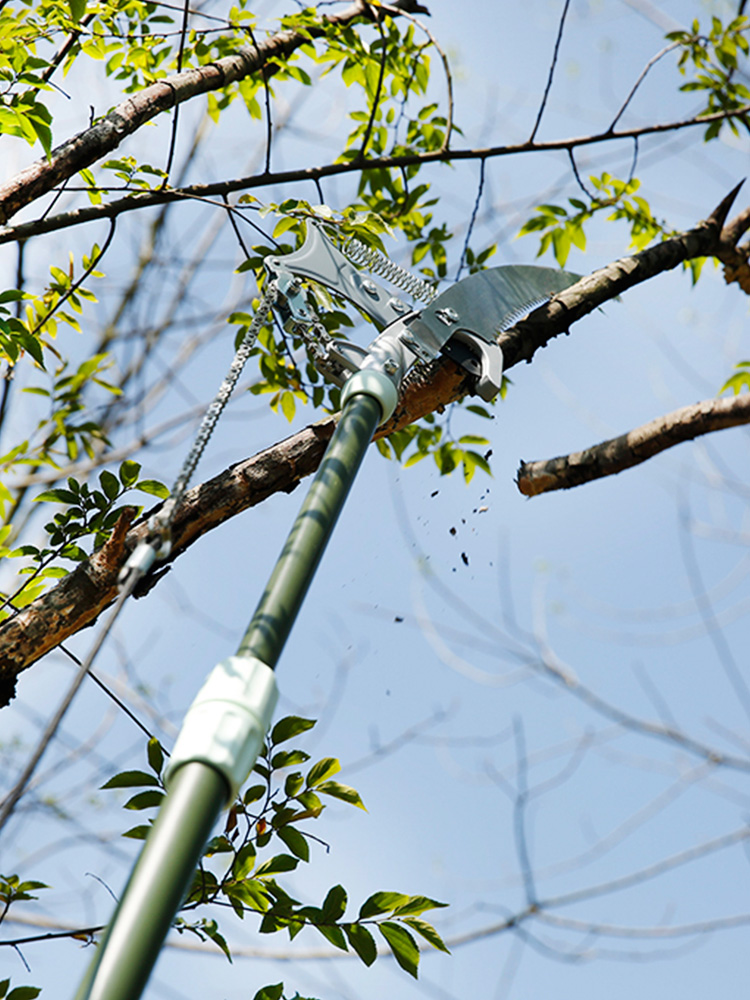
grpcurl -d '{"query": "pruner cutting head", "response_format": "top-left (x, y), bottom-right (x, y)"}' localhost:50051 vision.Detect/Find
top-left (265, 222), bottom-right (581, 403)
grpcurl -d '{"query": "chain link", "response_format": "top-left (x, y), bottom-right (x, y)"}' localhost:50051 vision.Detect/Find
top-left (150, 282), bottom-right (278, 548)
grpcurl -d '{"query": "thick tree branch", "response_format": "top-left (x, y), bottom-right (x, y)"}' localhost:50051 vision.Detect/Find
top-left (0, 0), bottom-right (393, 223)
top-left (1, 107), bottom-right (747, 245)
top-left (0, 188), bottom-right (747, 702)
top-left (497, 182), bottom-right (745, 369)
top-left (516, 394), bottom-right (750, 497)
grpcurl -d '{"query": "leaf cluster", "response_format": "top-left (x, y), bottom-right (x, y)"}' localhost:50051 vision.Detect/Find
top-left (100, 717), bottom-right (448, 983)
top-left (668, 14), bottom-right (750, 140)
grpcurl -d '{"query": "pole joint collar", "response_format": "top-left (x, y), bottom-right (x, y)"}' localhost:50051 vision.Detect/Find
top-left (165, 656), bottom-right (278, 803)
top-left (340, 369), bottom-right (398, 423)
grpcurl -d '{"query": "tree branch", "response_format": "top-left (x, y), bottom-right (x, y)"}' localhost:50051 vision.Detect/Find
top-left (0, 188), bottom-right (747, 703)
top-left (0, 0), bottom-right (393, 223)
top-left (517, 394), bottom-right (750, 498)
top-left (0, 108), bottom-right (748, 246)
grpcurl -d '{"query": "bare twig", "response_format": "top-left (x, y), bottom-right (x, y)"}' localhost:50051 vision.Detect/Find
top-left (529, 0), bottom-right (572, 143)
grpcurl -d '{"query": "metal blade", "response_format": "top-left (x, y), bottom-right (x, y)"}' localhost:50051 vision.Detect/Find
top-left (423, 264), bottom-right (581, 344)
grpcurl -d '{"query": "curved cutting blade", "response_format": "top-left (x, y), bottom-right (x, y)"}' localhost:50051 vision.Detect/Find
top-left (423, 264), bottom-right (582, 344)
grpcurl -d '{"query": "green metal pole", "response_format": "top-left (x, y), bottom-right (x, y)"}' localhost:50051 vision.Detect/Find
top-left (73, 762), bottom-right (228, 1000)
top-left (238, 391), bottom-right (383, 666)
top-left (74, 390), bottom-right (383, 1000)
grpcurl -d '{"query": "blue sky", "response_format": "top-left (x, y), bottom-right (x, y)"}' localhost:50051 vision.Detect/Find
top-left (2, 2), bottom-right (750, 999)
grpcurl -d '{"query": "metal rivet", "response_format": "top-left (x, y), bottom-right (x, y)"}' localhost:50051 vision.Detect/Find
top-left (384, 358), bottom-right (398, 375)
top-left (435, 307), bottom-right (458, 325)
top-left (362, 279), bottom-right (379, 298)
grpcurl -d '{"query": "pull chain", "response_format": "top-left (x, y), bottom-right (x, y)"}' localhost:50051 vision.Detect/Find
top-left (121, 281), bottom-right (279, 577)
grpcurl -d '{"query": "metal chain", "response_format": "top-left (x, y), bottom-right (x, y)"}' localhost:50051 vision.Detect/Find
top-left (149, 281), bottom-right (278, 548)
top-left (341, 235), bottom-right (437, 304)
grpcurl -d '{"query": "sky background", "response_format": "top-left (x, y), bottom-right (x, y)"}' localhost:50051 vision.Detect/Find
top-left (2, 1), bottom-right (750, 999)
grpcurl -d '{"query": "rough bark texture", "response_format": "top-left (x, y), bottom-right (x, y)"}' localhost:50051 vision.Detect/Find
top-left (0, 0), bottom-right (377, 223)
top-left (516, 395), bottom-right (750, 497)
top-left (0, 188), bottom-right (747, 702)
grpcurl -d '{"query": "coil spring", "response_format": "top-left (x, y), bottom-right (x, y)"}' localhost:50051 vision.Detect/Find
top-left (342, 237), bottom-right (436, 304)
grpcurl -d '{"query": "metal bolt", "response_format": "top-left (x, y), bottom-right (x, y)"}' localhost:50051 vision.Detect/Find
top-left (383, 358), bottom-right (399, 375)
top-left (435, 307), bottom-right (459, 325)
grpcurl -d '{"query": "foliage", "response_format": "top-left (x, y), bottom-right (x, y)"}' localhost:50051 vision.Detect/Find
top-left (720, 360), bottom-right (750, 395)
top-left (668, 14), bottom-right (750, 140)
top-left (101, 718), bottom-right (448, 990)
top-left (1, 2), bottom-right (750, 998)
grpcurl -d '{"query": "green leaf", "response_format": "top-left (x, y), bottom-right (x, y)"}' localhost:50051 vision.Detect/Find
top-left (393, 895), bottom-right (448, 917)
top-left (359, 891), bottom-right (409, 919)
top-left (314, 923), bottom-right (348, 951)
top-left (378, 921), bottom-right (420, 978)
top-left (316, 780), bottom-right (366, 810)
top-left (0, 979), bottom-right (8, 999)
top-left (280, 390), bottom-right (296, 422)
top-left (7, 988), bottom-right (42, 1000)
top-left (124, 789), bottom-right (165, 810)
top-left (101, 770), bottom-right (160, 789)
top-left (321, 884), bottom-right (347, 921)
top-left (276, 825), bottom-right (310, 862)
top-left (344, 923), bottom-right (377, 965)
top-left (252, 985), bottom-right (284, 1000)
top-left (224, 878), bottom-right (271, 912)
top-left (233, 842), bottom-right (257, 878)
top-left (147, 738), bottom-right (164, 776)
top-left (201, 919), bottom-right (232, 962)
top-left (99, 469), bottom-right (120, 500)
top-left (403, 917), bottom-right (451, 953)
top-left (122, 825), bottom-right (151, 840)
top-left (119, 460), bottom-right (141, 487)
top-left (284, 772), bottom-right (304, 798)
top-left (305, 757), bottom-right (341, 788)
top-left (254, 854), bottom-right (299, 877)
top-left (271, 715), bottom-right (316, 745)
top-left (68, 0), bottom-right (86, 21)
top-left (34, 488), bottom-right (78, 504)
top-left (271, 749), bottom-right (310, 769)
top-left (135, 479), bottom-right (170, 499)
top-left (243, 783), bottom-right (266, 805)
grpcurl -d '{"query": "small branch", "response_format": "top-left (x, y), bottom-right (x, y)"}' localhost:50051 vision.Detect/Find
top-left (356, 15), bottom-right (387, 160)
top-left (529, 0), bottom-right (572, 143)
top-left (455, 157), bottom-right (485, 280)
top-left (608, 41), bottom-right (681, 133)
top-left (516, 394), bottom-right (750, 497)
top-left (2, 106), bottom-right (748, 245)
top-left (0, 0), bottom-right (392, 223)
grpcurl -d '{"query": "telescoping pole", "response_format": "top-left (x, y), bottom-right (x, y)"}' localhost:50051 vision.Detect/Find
top-left (74, 377), bottom-right (391, 1000)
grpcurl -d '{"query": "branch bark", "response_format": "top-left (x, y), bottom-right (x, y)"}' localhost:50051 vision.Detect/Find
top-left (1, 108), bottom-right (747, 245)
top-left (0, 0), bottom-right (394, 224)
top-left (516, 394), bottom-right (750, 497)
top-left (0, 188), bottom-right (746, 703)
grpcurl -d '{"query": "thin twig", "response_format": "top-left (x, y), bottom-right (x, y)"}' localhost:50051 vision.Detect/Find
top-left (455, 157), bottom-right (486, 280)
top-left (529, 0), bottom-right (572, 143)
top-left (608, 40), bottom-right (682, 132)
top-left (161, 0), bottom-right (192, 182)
